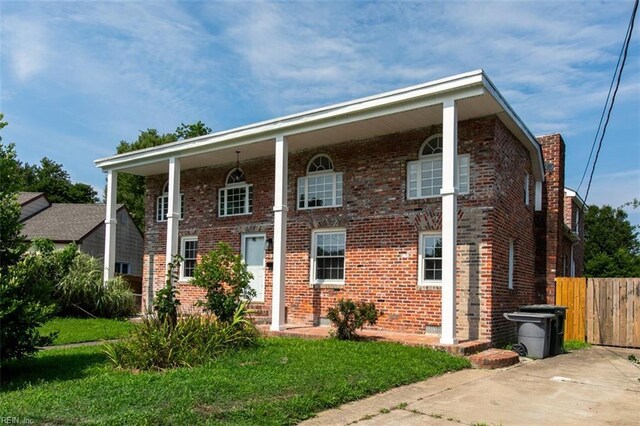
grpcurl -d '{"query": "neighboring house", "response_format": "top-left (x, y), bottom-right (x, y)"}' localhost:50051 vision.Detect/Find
top-left (19, 192), bottom-right (144, 277)
top-left (95, 70), bottom-right (584, 345)
top-left (561, 188), bottom-right (586, 278)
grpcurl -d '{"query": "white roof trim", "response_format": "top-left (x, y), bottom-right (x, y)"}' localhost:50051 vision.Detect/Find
top-left (95, 69), bottom-right (545, 180)
top-left (564, 187), bottom-right (586, 209)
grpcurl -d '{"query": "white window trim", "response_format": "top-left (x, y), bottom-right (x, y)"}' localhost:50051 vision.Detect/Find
top-left (508, 239), bottom-right (515, 289)
top-left (524, 173), bottom-right (530, 206)
top-left (179, 236), bottom-right (198, 281)
top-left (156, 193), bottom-right (184, 222)
top-left (407, 153), bottom-right (470, 200)
top-left (418, 231), bottom-right (443, 287)
top-left (310, 228), bottom-right (346, 285)
top-left (297, 171), bottom-right (344, 210)
top-left (218, 182), bottom-right (253, 217)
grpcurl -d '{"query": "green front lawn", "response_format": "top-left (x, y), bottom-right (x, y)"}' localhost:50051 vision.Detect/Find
top-left (39, 317), bottom-right (136, 345)
top-left (1, 337), bottom-right (469, 425)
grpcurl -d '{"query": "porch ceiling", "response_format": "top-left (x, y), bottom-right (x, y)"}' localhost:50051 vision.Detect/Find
top-left (95, 70), bottom-right (544, 180)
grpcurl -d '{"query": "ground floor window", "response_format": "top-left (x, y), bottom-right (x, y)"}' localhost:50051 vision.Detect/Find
top-left (311, 229), bottom-right (346, 284)
top-left (115, 262), bottom-right (129, 275)
top-left (180, 236), bottom-right (198, 280)
top-left (419, 232), bottom-right (442, 286)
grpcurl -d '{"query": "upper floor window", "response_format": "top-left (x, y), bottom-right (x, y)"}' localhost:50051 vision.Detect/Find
top-left (524, 173), bottom-right (530, 205)
top-left (297, 154), bottom-right (343, 209)
top-left (156, 182), bottom-right (184, 222)
top-left (219, 168), bottom-right (253, 217)
top-left (407, 134), bottom-right (470, 199)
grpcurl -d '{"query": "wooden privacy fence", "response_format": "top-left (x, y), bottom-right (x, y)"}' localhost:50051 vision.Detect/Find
top-left (555, 277), bottom-right (640, 348)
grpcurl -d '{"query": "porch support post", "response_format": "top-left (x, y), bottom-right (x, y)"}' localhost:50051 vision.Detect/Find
top-left (165, 157), bottom-right (181, 284)
top-left (440, 98), bottom-right (458, 345)
top-left (103, 169), bottom-right (118, 283)
top-left (271, 135), bottom-right (288, 331)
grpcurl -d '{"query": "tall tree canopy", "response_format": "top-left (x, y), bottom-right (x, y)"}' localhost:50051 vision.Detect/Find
top-left (584, 203), bottom-right (640, 277)
top-left (115, 121), bottom-right (212, 229)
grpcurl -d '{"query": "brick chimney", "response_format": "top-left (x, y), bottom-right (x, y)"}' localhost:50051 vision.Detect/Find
top-left (535, 134), bottom-right (565, 303)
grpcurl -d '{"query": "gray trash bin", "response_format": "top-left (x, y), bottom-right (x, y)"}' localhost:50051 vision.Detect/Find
top-left (519, 305), bottom-right (567, 355)
top-left (504, 312), bottom-right (555, 359)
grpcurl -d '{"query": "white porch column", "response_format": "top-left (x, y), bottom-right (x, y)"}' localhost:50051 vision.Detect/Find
top-left (271, 135), bottom-right (288, 331)
top-left (103, 170), bottom-right (118, 283)
top-left (440, 98), bottom-right (458, 345)
top-left (165, 157), bottom-right (181, 284)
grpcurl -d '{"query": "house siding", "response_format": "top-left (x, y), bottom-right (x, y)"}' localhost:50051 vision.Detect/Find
top-left (81, 209), bottom-right (144, 276)
top-left (140, 115), bottom-right (543, 342)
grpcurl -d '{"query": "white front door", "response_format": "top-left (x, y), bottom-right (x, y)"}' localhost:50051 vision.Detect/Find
top-left (242, 233), bottom-right (265, 302)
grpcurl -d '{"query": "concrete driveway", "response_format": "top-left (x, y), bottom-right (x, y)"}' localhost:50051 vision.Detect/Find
top-left (302, 345), bottom-right (640, 426)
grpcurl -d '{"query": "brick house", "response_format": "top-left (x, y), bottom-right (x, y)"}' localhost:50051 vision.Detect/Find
top-left (95, 70), bottom-right (582, 345)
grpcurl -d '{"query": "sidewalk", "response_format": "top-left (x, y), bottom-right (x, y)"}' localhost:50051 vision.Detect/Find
top-left (301, 345), bottom-right (640, 426)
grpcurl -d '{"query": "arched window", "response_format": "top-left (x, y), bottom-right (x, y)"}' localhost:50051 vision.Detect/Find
top-left (156, 181), bottom-right (184, 222)
top-left (219, 168), bottom-right (253, 217)
top-left (297, 154), bottom-right (343, 209)
top-left (407, 134), bottom-right (470, 199)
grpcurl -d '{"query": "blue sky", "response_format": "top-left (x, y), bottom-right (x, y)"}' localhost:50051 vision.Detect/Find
top-left (1, 1), bottom-right (639, 224)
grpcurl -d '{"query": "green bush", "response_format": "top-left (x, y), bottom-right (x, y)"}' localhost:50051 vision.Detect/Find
top-left (55, 253), bottom-right (136, 318)
top-left (192, 242), bottom-right (256, 323)
top-left (104, 302), bottom-right (258, 371)
top-left (327, 299), bottom-right (381, 340)
top-left (153, 254), bottom-right (181, 328)
top-left (0, 255), bottom-right (57, 361)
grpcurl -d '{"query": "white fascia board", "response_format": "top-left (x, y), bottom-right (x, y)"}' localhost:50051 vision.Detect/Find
top-left (564, 187), bottom-right (587, 209)
top-left (481, 74), bottom-right (545, 182)
top-left (95, 70), bottom-right (485, 172)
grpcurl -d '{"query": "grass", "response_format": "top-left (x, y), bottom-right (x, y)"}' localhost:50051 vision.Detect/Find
top-left (0, 337), bottom-right (469, 425)
top-left (39, 317), bottom-right (136, 345)
top-left (564, 339), bottom-right (591, 352)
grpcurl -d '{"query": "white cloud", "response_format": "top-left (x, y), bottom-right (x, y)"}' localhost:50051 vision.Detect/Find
top-left (3, 16), bottom-right (50, 81)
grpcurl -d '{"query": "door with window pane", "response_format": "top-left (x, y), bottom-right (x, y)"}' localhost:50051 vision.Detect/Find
top-left (242, 234), bottom-right (265, 302)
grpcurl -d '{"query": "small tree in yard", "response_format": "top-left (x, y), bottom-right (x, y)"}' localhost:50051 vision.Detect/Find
top-left (327, 299), bottom-right (381, 340)
top-left (192, 242), bottom-right (255, 323)
top-left (153, 254), bottom-right (182, 328)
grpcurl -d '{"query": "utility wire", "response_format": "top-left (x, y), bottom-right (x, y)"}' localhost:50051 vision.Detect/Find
top-left (577, 25), bottom-right (627, 191)
top-left (583, 0), bottom-right (638, 205)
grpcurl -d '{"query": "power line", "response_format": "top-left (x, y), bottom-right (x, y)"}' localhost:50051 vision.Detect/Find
top-left (583, 0), bottom-right (638, 205)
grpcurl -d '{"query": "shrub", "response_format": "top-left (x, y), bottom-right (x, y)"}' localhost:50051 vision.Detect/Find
top-left (104, 302), bottom-right (258, 371)
top-left (55, 253), bottom-right (136, 318)
top-left (327, 299), bottom-right (381, 340)
top-left (153, 254), bottom-right (181, 328)
top-left (192, 242), bottom-right (256, 323)
top-left (0, 256), bottom-right (57, 361)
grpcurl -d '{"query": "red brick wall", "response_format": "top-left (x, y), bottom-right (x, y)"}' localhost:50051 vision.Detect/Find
top-left (487, 121), bottom-right (537, 344)
top-left (141, 116), bottom-right (537, 342)
top-left (536, 134), bottom-right (565, 304)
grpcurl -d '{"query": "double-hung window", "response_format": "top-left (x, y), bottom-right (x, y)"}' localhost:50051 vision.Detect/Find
top-left (156, 182), bottom-right (184, 222)
top-left (418, 232), bottom-right (442, 286)
top-left (311, 229), bottom-right (346, 284)
top-left (180, 236), bottom-right (198, 280)
top-left (407, 134), bottom-right (470, 199)
top-left (114, 262), bottom-right (130, 275)
top-left (219, 168), bottom-right (253, 217)
top-left (298, 155), bottom-right (343, 209)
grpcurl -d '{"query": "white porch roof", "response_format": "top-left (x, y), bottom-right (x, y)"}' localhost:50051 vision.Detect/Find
top-left (95, 69), bottom-right (545, 181)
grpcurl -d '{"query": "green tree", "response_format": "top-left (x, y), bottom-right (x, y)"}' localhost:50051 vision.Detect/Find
top-left (0, 143), bottom-right (27, 269)
top-left (584, 204), bottom-right (640, 277)
top-left (21, 157), bottom-right (98, 203)
top-left (115, 123), bottom-right (211, 229)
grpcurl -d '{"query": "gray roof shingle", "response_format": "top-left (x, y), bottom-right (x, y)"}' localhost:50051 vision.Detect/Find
top-left (22, 203), bottom-right (123, 242)
top-left (17, 192), bottom-right (45, 205)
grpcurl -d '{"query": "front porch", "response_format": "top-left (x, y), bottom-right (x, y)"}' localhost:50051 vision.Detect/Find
top-left (258, 324), bottom-right (490, 356)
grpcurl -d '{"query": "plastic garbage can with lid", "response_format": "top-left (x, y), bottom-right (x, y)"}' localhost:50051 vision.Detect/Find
top-left (519, 304), bottom-right (567, 355)
top-left (503, 312), bottom-right (555, 359)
